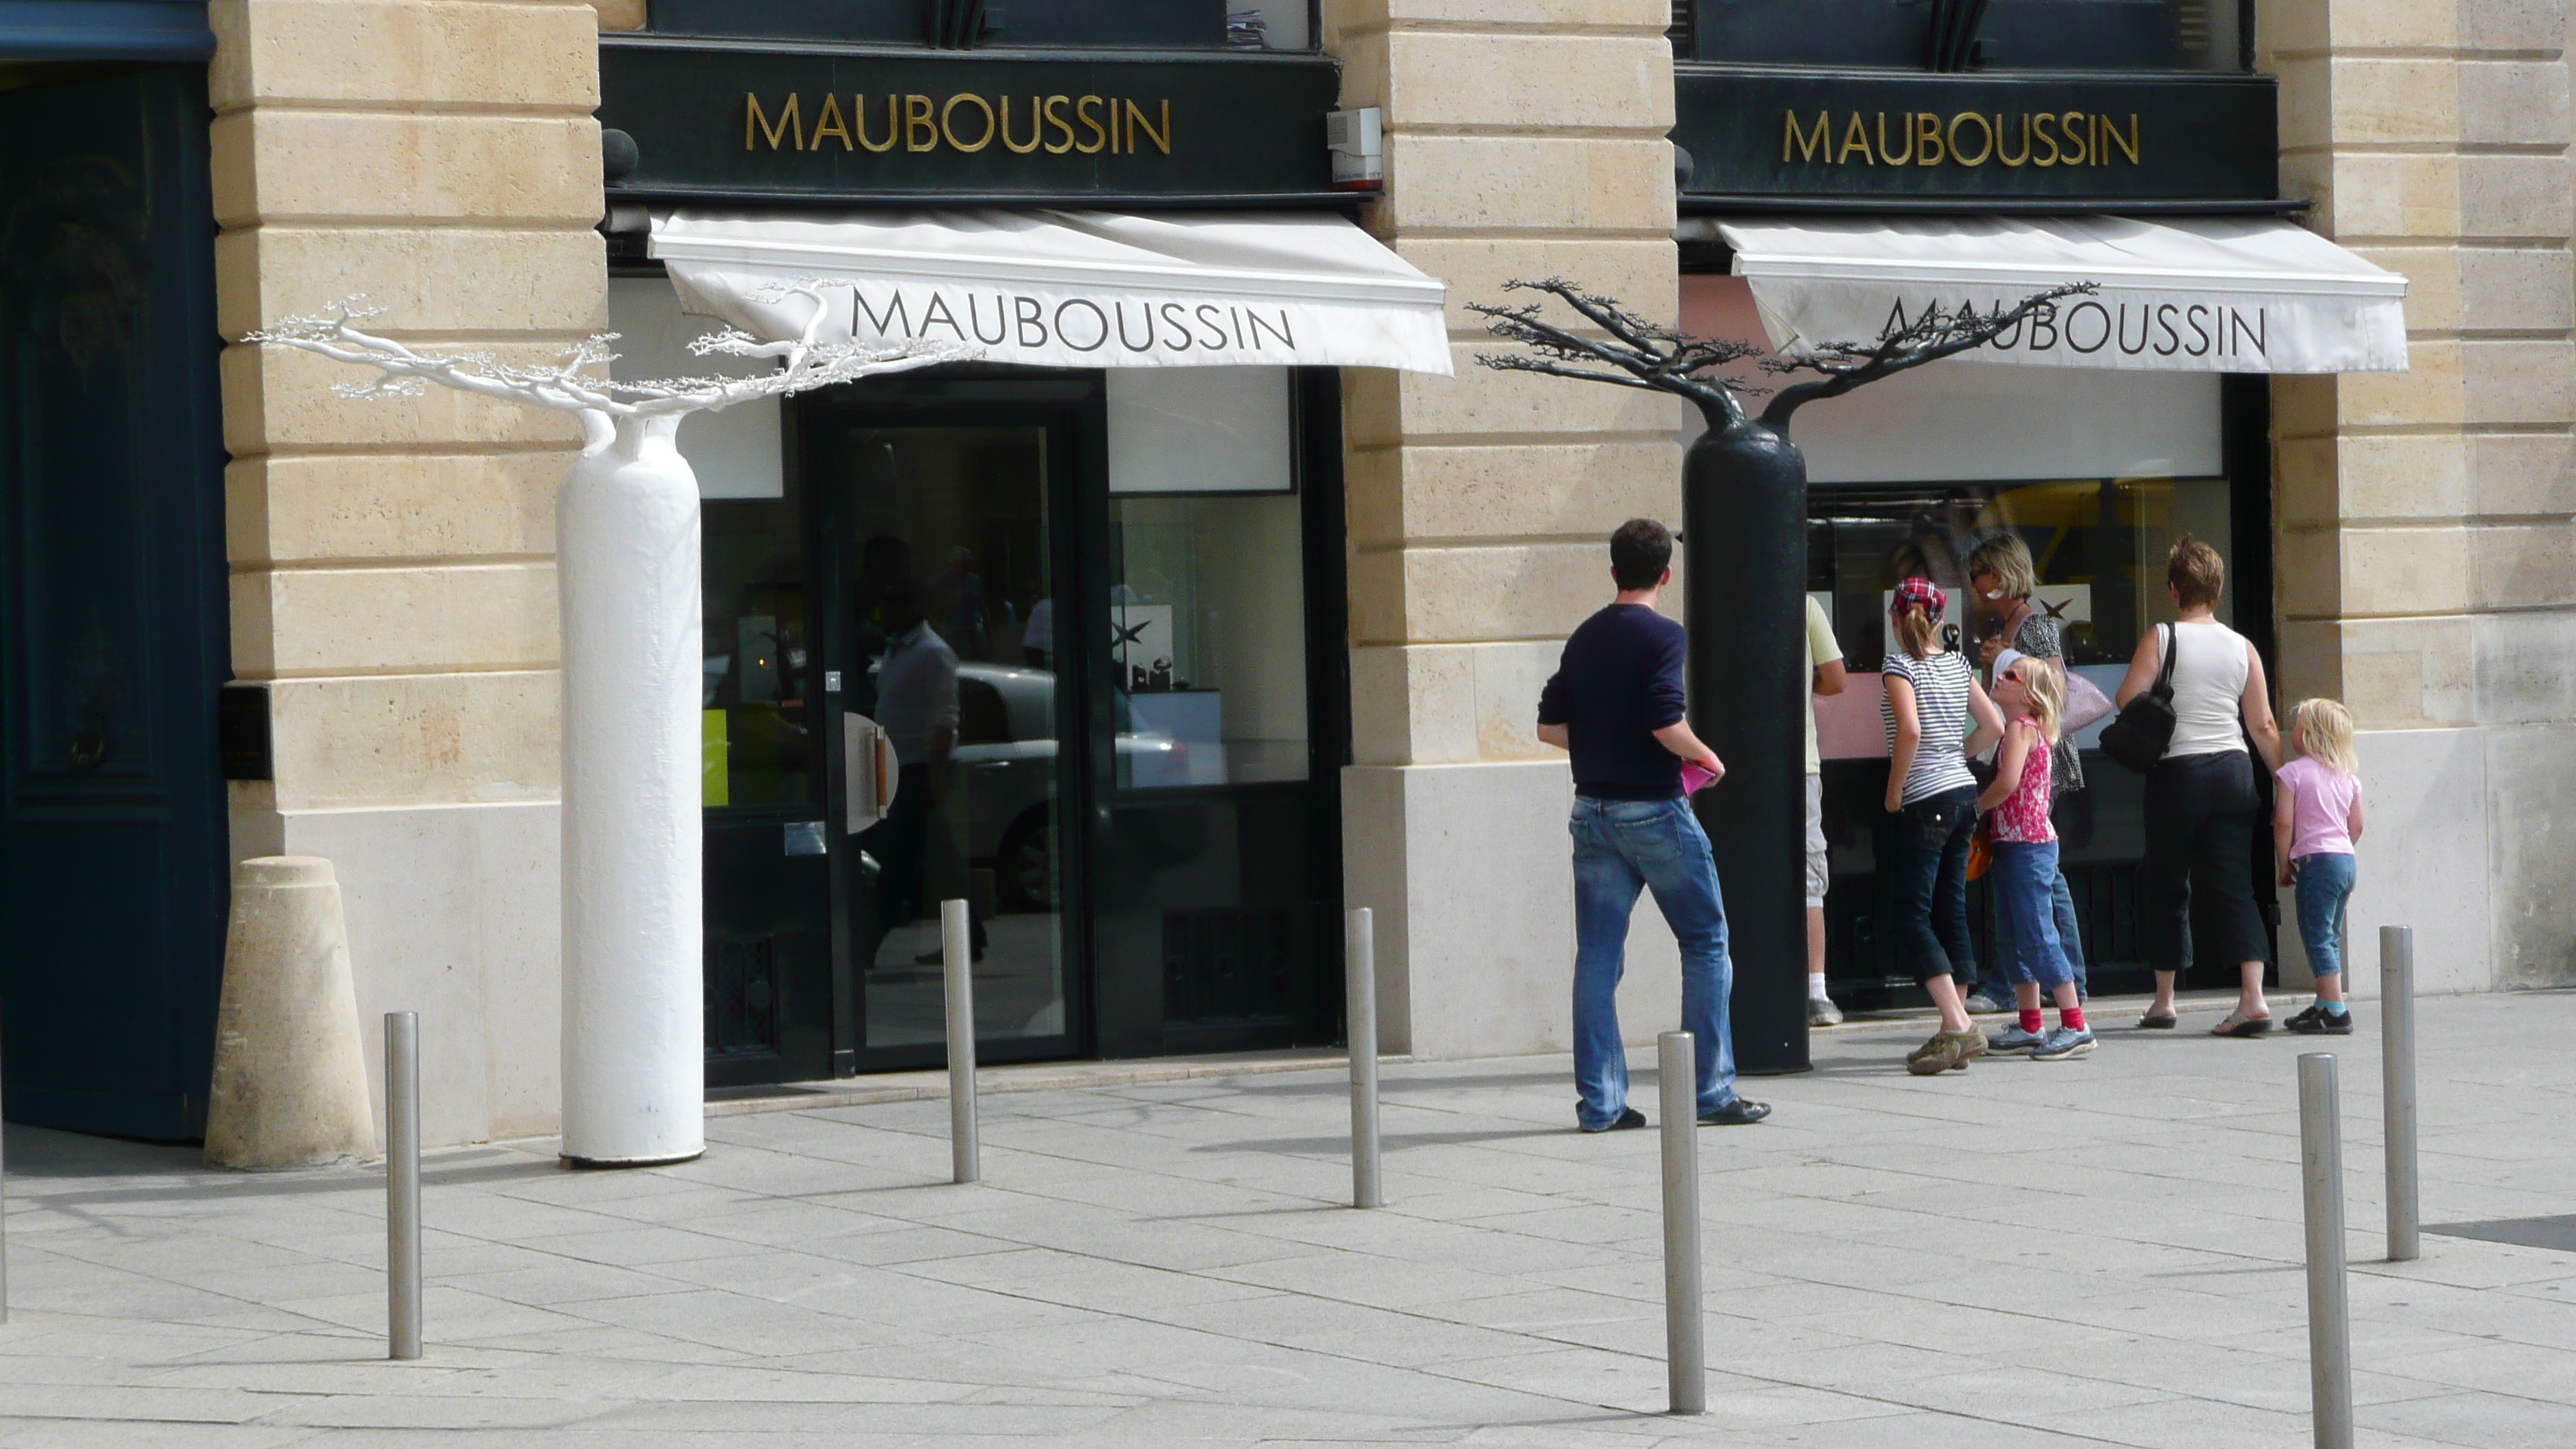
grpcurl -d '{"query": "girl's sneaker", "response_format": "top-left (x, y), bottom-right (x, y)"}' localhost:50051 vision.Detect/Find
top-left (2287, 1002), bottom-right (2354, 1036)
top-left (1906, 1030), bottom-right (1985, 1075)
top-left (2030, 1026), bottom-right (2095, 1061)
top-left (1987, 1023), bottom-right (2045, 1055)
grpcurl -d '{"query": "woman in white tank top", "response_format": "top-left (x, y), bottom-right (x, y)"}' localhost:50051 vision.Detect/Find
top-left (2115, 537), bottom-right (2284, 1036)
top-left (2161, 620), bottom-right (2254, 759)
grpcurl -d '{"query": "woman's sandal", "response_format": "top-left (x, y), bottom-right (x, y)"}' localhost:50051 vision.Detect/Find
top-left (2210, 1009), bottom-right (2273, 1037)
top-left (2137, 1011), bottom-right (2179, 1029)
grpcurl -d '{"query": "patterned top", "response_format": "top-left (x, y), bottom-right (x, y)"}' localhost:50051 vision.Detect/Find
top-left (1882, 649), bottom-right (1978, 805)
top-left (2009, 611), bottom-right (2086, 795)
top-left (1989, 718), bottom-right (2057, 844)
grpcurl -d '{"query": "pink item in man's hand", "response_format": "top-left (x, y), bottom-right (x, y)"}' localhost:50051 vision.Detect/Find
top-left (1680, 761), bottom-right (1718, 795)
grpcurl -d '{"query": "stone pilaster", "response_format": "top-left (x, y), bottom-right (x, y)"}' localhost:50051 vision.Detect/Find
top-left (2266, 0), bottom-right (2576, 988)
top-left (212, 0), bottom-right (606, 1142)
top-left (1325, 0), bottom-right (1686, 1055)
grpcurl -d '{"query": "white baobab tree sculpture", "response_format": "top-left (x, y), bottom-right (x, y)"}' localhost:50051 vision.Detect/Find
top-left (250, 288), bottom-right (971, 1166)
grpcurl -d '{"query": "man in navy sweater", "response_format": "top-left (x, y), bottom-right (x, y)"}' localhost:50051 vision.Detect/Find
top-left (1537, 519), bottom-right (1770, 1132)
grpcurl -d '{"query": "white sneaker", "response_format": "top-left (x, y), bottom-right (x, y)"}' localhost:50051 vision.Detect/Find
top-left (1807, 996), bottom-right (1843, 1027)
top-left (1986, 1023), bottom-right (2045, 1055)
top-left (2031, 1026), bottom-right (2096, 1061)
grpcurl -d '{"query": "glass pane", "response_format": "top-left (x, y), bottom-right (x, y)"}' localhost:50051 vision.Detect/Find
top-left (1110, 493), bottom-right (1309, 790)
top-left (841, 427), bottom-right (1067, 1049)
top-left (702, 498), bottom-right (817, 808)
top-left (1811, 473), bottom-right (2235, 762)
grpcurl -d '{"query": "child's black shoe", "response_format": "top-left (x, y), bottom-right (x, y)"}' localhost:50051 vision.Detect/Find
top-left (2287, 1002), bottom-right (2352, 1036)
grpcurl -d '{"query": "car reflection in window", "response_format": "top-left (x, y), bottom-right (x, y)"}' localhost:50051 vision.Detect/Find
top-left (862, 660), bottom-right (1185, 915)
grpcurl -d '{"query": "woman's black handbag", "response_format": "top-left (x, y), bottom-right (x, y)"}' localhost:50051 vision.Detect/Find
top-left (2098, 624), bottom-right (2178, 773)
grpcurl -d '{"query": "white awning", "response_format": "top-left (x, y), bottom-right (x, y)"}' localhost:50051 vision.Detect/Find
top-left (650, 209), bottom-right (1453, 374)
top-left (1711, 215), bottom-right (2408, 375)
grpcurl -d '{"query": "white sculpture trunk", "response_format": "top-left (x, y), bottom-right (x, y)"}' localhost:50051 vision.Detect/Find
top-left (559, 413), bottom-right (705, 1166)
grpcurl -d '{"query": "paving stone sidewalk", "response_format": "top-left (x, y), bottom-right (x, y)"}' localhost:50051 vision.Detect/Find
top-left (3, 992), bottom-right (2573, 1447)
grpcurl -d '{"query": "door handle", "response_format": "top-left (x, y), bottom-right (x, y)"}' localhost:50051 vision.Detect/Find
top-left (842, 713), bottom-right (899, 833)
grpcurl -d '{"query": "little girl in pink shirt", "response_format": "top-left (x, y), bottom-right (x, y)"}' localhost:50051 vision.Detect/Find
top-left (1974, 657), bottom-right (2091, 1061)
top-left (2274, 699), bottom-right (2365, 1035)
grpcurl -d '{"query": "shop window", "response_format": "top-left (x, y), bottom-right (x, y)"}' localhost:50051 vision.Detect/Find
top-left (1110, 492), bottom-right (1310, 789)
top-left (1683, 0), bottom-right (2245, 72)
top-left (1810, 474), bottom-right (2234, 763)
top-left (1105, 366), bottom-right (1307, 790)
top-left (646, 0), bottom-right (1317, 51)
top-left (1677, 275), bottom-right (2257, 991)
top-left (700, 517), bottom-right (817, 810)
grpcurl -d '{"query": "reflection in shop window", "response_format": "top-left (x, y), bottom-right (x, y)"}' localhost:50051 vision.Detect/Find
top-left (702, 498), bottom-right (816, 808)
top-left (1810, 474), bottom-right (2235, 762)
top-left (1112, 493), bottom-right (1309, 790)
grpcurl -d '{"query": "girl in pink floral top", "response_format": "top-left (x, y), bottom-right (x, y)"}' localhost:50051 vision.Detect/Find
top-left (1975, 658), bottom-right (2092, 1060)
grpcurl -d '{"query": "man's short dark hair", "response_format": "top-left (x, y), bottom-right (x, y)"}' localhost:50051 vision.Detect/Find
top-left (1609, 519), bottom-right (1673, 591)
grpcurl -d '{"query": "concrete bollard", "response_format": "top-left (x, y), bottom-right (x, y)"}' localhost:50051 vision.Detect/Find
top-left (2300, 1053), bottom-right (2354, 1449)
top-left (205, 857), bottom-right (378, 1170)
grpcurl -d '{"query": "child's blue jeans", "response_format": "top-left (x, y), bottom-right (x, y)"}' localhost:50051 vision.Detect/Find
top-left (1989, 862), bottom-right (2088, 996)
top-left (1989, 840), bottom-right (2077, 992)
top-left (2293, 852), bottom-right (2358, 977)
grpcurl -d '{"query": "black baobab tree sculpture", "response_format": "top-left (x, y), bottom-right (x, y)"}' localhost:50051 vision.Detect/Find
top-left (1474, 276), bottom-right (2089, 1075)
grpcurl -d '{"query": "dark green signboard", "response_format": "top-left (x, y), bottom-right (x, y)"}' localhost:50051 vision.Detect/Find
top-left (599, 38), bottom-right (1344, 204)
top-left (1674, 66), bottom-right (2278, 209)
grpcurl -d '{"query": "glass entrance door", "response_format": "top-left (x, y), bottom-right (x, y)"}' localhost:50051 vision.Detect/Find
top-left (819, 416), bottom-right (1078, 1066)
top-left (797, 368), bottom-right (1349, 1073)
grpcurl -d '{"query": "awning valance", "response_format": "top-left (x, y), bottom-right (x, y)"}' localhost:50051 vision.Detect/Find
top-left (1708, 215), bottom-right (2408, 375)
top-left (651, 209), bottom-right (1453, 374)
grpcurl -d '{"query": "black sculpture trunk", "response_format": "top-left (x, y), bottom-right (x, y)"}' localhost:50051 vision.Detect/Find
top-left (1682, 419), bottom-right (1811, 1076)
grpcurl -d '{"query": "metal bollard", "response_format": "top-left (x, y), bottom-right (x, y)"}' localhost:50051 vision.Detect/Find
top-left (2300, 1053), bottom-right (2354, 1449)
top-left (943, 900), bottom-right (978, 1185)
top-left (385, 1012), bottom-right (421, 1361)
top-left (2379, 926), bottom-right (2419, 1263)
top-left (1347, 907), bottom-right (1382, 1209)
top-left (1658, 1032), bottom-right (1706, 1416)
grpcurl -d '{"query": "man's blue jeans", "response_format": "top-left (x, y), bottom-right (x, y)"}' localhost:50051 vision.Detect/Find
top-left (1571, 795), bottom-right (1738, 1129)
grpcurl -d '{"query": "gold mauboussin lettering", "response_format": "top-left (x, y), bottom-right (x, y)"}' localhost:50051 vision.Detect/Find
top-left (745, 92), bottom-right (1175, 156)
top-left (1777, 108), bottom-right (2140, 170)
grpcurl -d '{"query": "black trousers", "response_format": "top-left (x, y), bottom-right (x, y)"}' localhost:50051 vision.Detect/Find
top-left (2141, 751), bottom-right (2271, 975)
top-left (867, 762), bottom-right (988, 960)
top-left (1883, 784), bottom-right (1978, 986)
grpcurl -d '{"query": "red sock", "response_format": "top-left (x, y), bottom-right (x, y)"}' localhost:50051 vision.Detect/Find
top-left (2019, 1009), bottom-right (2043, 1034)
top-left (2061, 1005), bottom-right (2088, 1032)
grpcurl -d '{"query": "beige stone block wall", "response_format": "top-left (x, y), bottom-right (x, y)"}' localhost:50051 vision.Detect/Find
top-left (1327, 0), bottom-right (1680, 765)
top-left (214, 0), bottom-right (606, 1141)
top-left (2267, 0), bottom-right (2576, 986)
top-left (1327, 0), bottom-right (1683, 1056)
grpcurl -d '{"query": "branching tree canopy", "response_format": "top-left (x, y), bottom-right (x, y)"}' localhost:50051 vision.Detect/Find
top-left (248, 283), bottom-right (971, 446)
top-left (1470, 276), bottom-right (2095, 433)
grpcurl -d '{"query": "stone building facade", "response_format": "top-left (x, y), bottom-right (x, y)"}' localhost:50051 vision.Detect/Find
top-left (199, 0), bottom-right (2576, 1131)
top-left (5, 0), bottom-right (2568, 1148)
top-left (214, 0), bottom-right (605, 1142)
top-left (2266, 0), bottom-right (2576, 992)
top-left (1329, 0), bottom-right (1694, 1058)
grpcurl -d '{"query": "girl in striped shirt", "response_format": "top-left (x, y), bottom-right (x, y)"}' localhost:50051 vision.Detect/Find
top-left (1883, 577), bottom-right (2006, 1077)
